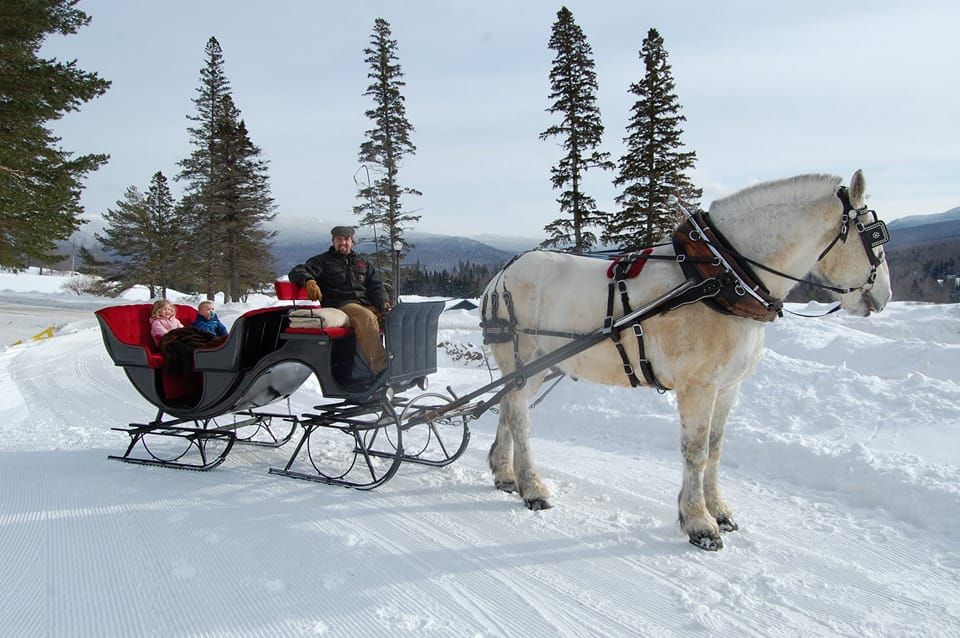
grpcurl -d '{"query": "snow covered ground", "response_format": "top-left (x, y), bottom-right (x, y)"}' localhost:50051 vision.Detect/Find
top-left (1, 268), bottom-right (959, 637)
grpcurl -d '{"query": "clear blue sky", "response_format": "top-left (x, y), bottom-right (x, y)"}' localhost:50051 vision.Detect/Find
top-left (43, 0), bottom-right (960, 239)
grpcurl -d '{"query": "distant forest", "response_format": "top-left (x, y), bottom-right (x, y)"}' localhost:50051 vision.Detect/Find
top-left (885, 239), bottom-right (960, 303)
top-left (397, 261), bottom-right (498, 298)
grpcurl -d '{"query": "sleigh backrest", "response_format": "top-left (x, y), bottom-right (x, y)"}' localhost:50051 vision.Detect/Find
top-left (96, 304), bottom-right (198, 368)
top-left (274, 278), bottom-right (310, 301)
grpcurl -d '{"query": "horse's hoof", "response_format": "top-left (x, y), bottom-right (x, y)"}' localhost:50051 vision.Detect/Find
top-left (689, 533), bottom-right (723, 551)
top-left (717, 516), bottom-right (739, 533)
top-left (525, 498), bottom-right (552, 511)
top-left (494, 479), bottom-right (517, 493)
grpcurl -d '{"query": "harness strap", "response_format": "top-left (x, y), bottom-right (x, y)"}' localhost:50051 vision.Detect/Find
top-left (604, 258), bottom-right (663, 389)
top-left (500, 290), bottom-right (525, 387)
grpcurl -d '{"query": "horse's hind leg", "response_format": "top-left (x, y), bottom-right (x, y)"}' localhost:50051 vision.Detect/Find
top-left (705, 385), bottom-right (739, 533)
top-left (675, 385), bottom-right (723, 550)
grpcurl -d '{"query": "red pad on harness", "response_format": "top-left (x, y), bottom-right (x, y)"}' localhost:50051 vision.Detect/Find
top-left (606, 248), bottom-right (654, 279)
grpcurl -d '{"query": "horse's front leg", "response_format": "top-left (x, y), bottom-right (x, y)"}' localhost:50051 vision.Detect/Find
top-left (704, 384), bottom-right (739, 533)
top-left (488, 409), bottom-right (516, 493)
top-left (497, 385), bottom-right (551, 510)
top-left (676, 386), bottom-right (723, 550)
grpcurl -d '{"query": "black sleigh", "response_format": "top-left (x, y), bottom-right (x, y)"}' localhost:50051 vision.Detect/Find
top-left (96, 283), bottom-right (469, 487)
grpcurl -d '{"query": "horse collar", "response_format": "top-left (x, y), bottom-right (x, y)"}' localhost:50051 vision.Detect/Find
top-left (671, 213), bottom-right (783, 322)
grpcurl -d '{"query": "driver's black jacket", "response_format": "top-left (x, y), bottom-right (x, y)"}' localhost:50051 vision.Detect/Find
top-left (288, 247), bottom-right (386, 309)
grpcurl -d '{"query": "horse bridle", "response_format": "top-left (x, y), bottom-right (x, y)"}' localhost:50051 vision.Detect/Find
top-left (692, 186), bottom-right (890, 299)
top-left (814, 186), bottom-right (890, 293)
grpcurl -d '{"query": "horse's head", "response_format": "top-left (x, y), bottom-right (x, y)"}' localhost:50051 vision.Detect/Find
top-left (812, 170), bottom-right (892, 316)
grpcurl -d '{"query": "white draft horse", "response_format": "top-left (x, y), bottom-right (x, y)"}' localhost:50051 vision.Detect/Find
top-left (482, 171), bottom-right (892, 550)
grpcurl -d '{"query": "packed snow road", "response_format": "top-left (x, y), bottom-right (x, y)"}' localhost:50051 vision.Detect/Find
top-left (0, 291), bottom-right (958, 636)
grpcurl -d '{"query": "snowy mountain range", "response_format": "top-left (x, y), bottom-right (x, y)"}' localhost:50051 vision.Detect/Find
top-left (64, 216), bottom-right (540, 274)
top-left (268, 216), bottom-right (539, 274)
top-left (887, 206), bottom-right (960, 249)
top-left (64, 204), bottom-right (958, 274)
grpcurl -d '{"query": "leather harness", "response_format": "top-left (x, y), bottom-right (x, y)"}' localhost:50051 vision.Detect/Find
top-left (480, 188), bottom-right (886, 392)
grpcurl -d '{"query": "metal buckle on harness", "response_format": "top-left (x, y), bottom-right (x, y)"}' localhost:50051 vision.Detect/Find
top-left (623, 363), bottom-right (634, 376)
top-left (617, 280), bottom-right (628, 293)
top-left (602, 316), bottom-right (613, 334)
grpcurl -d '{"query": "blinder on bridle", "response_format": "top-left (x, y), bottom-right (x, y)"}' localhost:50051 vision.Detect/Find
top-left (817, 186), bottom-right (891, 289)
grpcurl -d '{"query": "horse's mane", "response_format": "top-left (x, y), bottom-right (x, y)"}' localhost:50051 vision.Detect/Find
top-left (709, 174), bottom-right (842, 220)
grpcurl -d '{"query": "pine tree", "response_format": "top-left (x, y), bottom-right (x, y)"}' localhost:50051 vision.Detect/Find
top-left (355, 18), bottom-right (421, 296)
top-left (209, 95), bottom-right (277, 302)
top-left (96, 172), bottom-right (185, 298)
top-left (539, 7), bottom-right (613, 254)
top-left (77, 245), bottom-right (107, 276)
top-left (177, 36), bottom-right (232, 298)
top-left (0, 0), bottom-right (110, 268)
top-left (607, 28), bottom-right (702, 249)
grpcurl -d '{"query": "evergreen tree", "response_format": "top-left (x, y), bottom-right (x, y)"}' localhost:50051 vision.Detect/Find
top-left (607, 28), bottom-right (701, 249)
top-left (0, 0), bottom-right (110, 268)
top-left (77, 245), bottom-right (104, 275)
top-left (209, 94), bottom-right (276, 302)
top-left (540, 7), bottom-right (614, 254)
top-left (177, 36), bottom-right (232, 298)
top-left (355, 18), bottom-right (421, 296)
top-left (97, 172), bottom-right (185, 298)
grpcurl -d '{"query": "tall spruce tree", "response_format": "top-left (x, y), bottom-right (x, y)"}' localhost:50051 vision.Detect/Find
top-left (97, 172), bottom-right (185, 298)
top-left (0, 0), bottom-right (110, 268)
top-left (355, 17), bottom-right (420, 296)
top-left (607, 28), bottom-right (701, 249)
top-left (209, 94), bottom-right (276, 302)
top-left (539, 7), bottom-right (613, 254)
top-left (177, 36), bottom-right (232, 298)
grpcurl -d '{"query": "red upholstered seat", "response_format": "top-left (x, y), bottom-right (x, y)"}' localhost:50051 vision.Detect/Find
top-left (96, 304), bottom-right (198, 368)
top-left (274, 279), bottom-right (354, 338)
top-left (96, 304), bottom-right (202, 402)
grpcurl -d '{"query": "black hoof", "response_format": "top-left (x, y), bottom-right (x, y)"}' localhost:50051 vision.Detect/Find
top-left (494, 479), bottom-right (516, 493)
top-left (717, 516), bottom-right (739, 533)
top-left (525, 498), bottom-right (552, 511)
top-left (689, 533), bottom-right (723, 551)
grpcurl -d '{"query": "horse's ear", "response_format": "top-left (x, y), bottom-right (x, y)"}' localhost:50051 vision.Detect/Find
top-left (849, 170), bottom-right (867, 208)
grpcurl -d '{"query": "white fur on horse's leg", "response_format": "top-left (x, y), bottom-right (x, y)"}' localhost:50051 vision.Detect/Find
top-left (488, 412), bottom-right (516, 493)
top-left (676, 387), bottom-right (722, 550)
top-left (704, 386), bottom-right (738, 533)
top-left (503, 390), bottom-right (551, 510)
